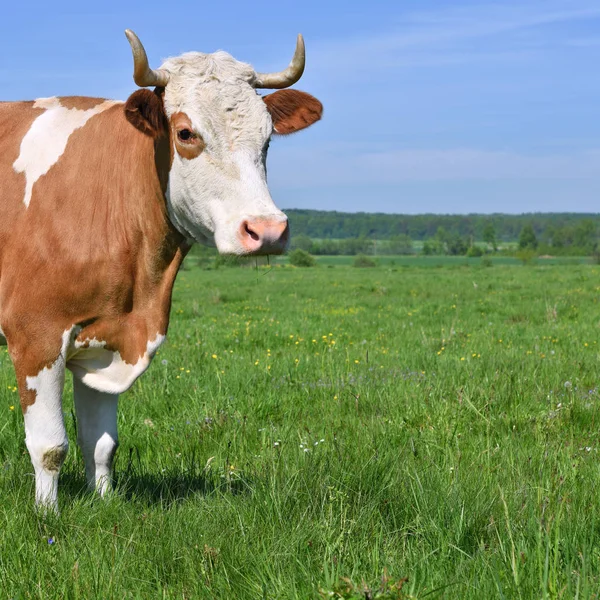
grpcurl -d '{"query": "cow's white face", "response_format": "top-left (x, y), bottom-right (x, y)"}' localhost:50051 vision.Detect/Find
top-left (149, 51), bottom-right (321, 255)
top-left (160, 52), bottom-right (280, 254)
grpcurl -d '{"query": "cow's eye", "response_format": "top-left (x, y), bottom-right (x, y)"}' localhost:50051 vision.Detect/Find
top-left (178, 129), bottom-right (194, 142)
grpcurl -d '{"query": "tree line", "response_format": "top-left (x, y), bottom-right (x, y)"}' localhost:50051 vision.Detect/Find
top-left (285, 211), bottom-right (600, 257)
top-left (285, 209), bottom-right (600, 243)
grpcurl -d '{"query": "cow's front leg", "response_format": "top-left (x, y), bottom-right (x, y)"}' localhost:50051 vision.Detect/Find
top-left (15, 348), bottom-right (69, 512)
top-left (73, 377), bottom-right (119, 496)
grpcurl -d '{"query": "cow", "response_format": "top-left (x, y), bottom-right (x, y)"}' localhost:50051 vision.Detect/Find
top-left (0, 30), bottom-right (322, 511)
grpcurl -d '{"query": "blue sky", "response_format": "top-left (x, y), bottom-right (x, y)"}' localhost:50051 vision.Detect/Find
top-left (3, 0), bottom-right (600, 214)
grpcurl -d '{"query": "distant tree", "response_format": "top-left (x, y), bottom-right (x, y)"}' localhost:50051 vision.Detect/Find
top-left (290, 234), bottom-right (313, 252)
top-left (385, 234), bottom-right (413, 255)
top-left (548, 225), bottom-right (566, 248)
top-left (467, 245), bottom-right (484, 257)
top-left (518, 224), bottom-right (538, 250)
top-left (422, 240), bottom-right (434, 256)
top-left (435, 226), bottom-right (450, 246)
top-left (447, 235), bottom-right (468, 256)
top-left (422, 239), bottom-right (443, 255)
top-left (311, 239), bottom-right (340, 255)
top-left (573, 219), bottom-right (596, 250)
top-left (341, 236), bottom-right (373, 255)
top-left (482, 222), bottom-right (497, 251)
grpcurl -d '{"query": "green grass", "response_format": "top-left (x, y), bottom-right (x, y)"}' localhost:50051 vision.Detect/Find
top-left (2, 262), bottom-right (600, 598)
top-left (277, 254), bottom-right (593, 267)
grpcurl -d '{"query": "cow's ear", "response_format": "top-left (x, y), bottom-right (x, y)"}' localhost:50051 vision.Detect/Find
top-left (125, 89), bottom-right (168, 138)
top-left (263, 89), bottom-right (322, 135)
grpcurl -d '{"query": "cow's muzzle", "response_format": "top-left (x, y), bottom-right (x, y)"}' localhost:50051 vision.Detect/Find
top-left (238, 218), bottom-right (290, 255)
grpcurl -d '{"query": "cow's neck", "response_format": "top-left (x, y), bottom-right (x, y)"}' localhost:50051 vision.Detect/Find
top-left (71, 125), bottom-right (191, 362)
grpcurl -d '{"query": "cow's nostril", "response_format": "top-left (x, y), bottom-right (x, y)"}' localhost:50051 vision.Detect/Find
top-left (238, 218), bottom-right (288, 254)
top-left (244, 222), bottom-right (260, 241)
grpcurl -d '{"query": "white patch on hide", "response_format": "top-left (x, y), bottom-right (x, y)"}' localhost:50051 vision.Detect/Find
top-left (25, 328), bottom-right (72, 510)
top-left (13, 97), bottom-right (118, 207)
top-left (67, 334), bottom-right (165, 395)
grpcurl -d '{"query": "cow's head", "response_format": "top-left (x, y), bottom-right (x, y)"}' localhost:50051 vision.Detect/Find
top-left (123, 30), bottom-right (322, 255)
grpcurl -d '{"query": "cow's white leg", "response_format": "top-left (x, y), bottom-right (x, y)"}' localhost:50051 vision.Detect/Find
top-left (21, 352), bottom-right (69, 512)
top-left (73, 377), bottom-right (119, 496)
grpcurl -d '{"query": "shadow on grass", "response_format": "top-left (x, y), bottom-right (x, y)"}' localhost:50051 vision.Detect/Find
top-left (113, 470), bottom-right (253, 505)
top-left (54, 448), bottom-right (254, 507)
top-left (56, 468), bottom-right (252, 506)
top-left (55, 470), bottom-right (89, 500)
top-left (117, 445), bottom-right (255, 505)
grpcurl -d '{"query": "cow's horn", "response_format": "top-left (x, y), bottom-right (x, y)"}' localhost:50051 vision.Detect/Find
top-left (125, 29), bottom-right (170, 88)
top-left (254, 34), bottom-right (305, 89)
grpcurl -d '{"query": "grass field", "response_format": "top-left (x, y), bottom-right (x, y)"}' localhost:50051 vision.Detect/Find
top-left (200, 253), bottom-right (595, 268)
top-left (2, 261), bottom-right (600, 598)
top-left (295, 255), bottom-right (594, 267)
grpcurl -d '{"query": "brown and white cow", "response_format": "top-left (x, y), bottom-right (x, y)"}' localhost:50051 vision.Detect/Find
top-left (0, 30), bottom-right (322, 510)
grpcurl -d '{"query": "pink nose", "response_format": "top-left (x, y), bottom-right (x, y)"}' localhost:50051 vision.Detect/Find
top-left (238, 218), bottom-right (290, 255)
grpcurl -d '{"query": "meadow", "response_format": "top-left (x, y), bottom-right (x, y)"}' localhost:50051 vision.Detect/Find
top-left (2, 258), bottom-right (600, 598)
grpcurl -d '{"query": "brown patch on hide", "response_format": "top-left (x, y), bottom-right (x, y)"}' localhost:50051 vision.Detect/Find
top-left (0, 101), bottom-right (44, 248)
top-left (59, 97), bottom-right (106, 110)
